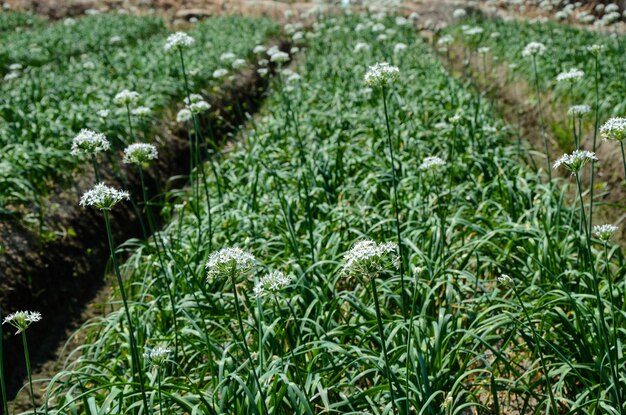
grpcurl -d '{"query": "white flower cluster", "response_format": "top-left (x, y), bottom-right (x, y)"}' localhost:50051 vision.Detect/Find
top-left (3, 310), bottom-right (42, 335)
top-left (164, 32), bottom-right (195, 52)
top-left (462, 26), bottom-right (484, 37)
top-left (176, 108), bottom-right (192, 123)
top-left (556, 68), bottom-right (584, 83)
top-left (206, 247), bottom-right (256, 281)
top-left (354, 42), bottom-right (370, 53)
top-left (184, 93), bottom-right (211, 114)
top-left (568, 105), bottom-right (591, 117)
top-left (143, 347), bottom-right (171, 367)
top-left (220, 51), bottom-right (237, 63)
top-left (213, 68), bottom-right (229, 79)
top-left (79, 183), bottom-right (130, 210)
top-left (419, 156), bottom-right (446, 171)
top-left (364, 62), bottom-right (399, 87)
top-left (270, 51), bottom-right (290, 63)
top-left (71, 129), bottom-right (110, 157)
top-left (343, 240), bottom-right (399, 277)
top-left (253, 270), bottom-right (292, 298)
top-left (437, 35), bottom-right (454, 46)
top-left (453, 8), bottom-right (467, 19)
top-left (123, 143), bottom-right (158, 165)
top-left (587, 44), bottom-right (605, 55)
top-left (553, 150), bottom-right (598, 173)
top-left (600, 117), bottom-right (626, 141)
top-left (522, 41), bottom-right (546, 58)
top-left (593, 224), bottom-right (618, 242)
top-left (131, 106), bottom-right (151, 117)
top-left (113, 89), bottom-right (140, 106)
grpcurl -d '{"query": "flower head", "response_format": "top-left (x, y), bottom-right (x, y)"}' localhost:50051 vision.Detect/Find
top-left (497, 274), bottom-right (514, 287)
top-left (437, 35), bottom-right (454, 46)
top-left (354, 42), bottom-right (370, 53)
top-left (232, 58), bottom-right (247, 69)
top-left (164, 32), bottom-right (194, 51)
top-left (220, 51), bottom-right (237, 63)
top-left (143, 347), bottom-right (171, 367)
top-left (343, 240), bottom-right (399, 277)
top-left (453, 8), bottom-right (467, 19)
top-left (522, 41), bottom-right (546, 58)
top-left (123, 143), bottom-right (158, 165)
top-left (593, 224), bottom-right (618, 243)
top-left (587, 44), bottom-right (605, 55)
top-left (3, 311), bottom-right (41, 335)
top-left (600, 117), bottom-right (626, 141)
top-left (80, 183), bottom-right (130, 210)
top-left (189, 100), bottom-right (211, 114)
top-left (270, 51), bottom-right (290, 63)
top-left (553, 149), bottom-right (598, 173)
top-left (419, 156), bottom-right (446, 171)
top-left (113, 89), bottom-right (140, 106)
top-left (213, 68), bottom-right (229, 79)
top-left (206, 247), bottom-right (256, 281)
top-left (253, 270), bottom-right (292, 298)
top-left (131, 106), bottom-right (151, 117)
top-left (394, 43), bottom-right (407, 54)
top-left (71, 129), bottom-right (110, 157)
top-left (364, 62), bottom-right (399, 87)
top-left (568, 104), bottom-right (591, 117)
top-left (556, 68), bottom-right (584, 82)
top-left (176, 108), bottom-right (192, 123)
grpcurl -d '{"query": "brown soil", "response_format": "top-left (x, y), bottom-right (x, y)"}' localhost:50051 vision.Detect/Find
top-left (1, 41), bottom-right (290, 412)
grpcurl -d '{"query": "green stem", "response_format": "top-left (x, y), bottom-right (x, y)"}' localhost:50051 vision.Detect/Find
top-left (125, 104), bottom-right (135, 142)
top-left (139, 168), bottom-right (182, 365)
top-left (381, 85), bottom-right (406, 320)
top-left (575, 175), bottom-right (623, 410)
top-left (589, 54), bottom-right (599, 235)
top-left (21, 331), bottom-right (38, 415)
top-left (230, 274), bottom-right (269, 415)
top-left (532, 56), bottom-right (551, 180)
top-left (0, 308), bottom-right (7, 415)
top-left (371, 277), bottom-right (402, 415)
top-left (102, 210), bottom-right (150, 412)
top-left (91, 156), bottom-right (101, 183)
top-left (157, 367), bottom-right (163, 415)
top-left (619, 140), bottom-right (626, 184)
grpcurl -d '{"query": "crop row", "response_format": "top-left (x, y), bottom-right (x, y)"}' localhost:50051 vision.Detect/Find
top-left (0, 14), bottom-right (278, 217)
top-left (446, 17), bottom-right (626, 117)
top-left (29, 13), bottom-right (626, 415)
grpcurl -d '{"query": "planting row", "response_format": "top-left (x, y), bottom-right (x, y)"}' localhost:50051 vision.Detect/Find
top-left (17, 12), bottom-right (625, 415)
top-left (0, 13), bottom-right (279, 218)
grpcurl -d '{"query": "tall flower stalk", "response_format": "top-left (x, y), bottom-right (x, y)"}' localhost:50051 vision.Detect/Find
top-left (523, 42), bottom-right (551, 179)
top-left (0, 308), bottom-right (7, 415)
top-left (80, 184), bottom-right (149, 411)
top-left (124, 143), bottom-right (182, 364)
top-left (365, 62), bottom-right (407, 319)
top-left (554, 151), bottom-right (623, 408)
top-left (343, 240), bottom-right (404, 415)
top-left (3, 311), bottom-right (42, 414)
top-left (206, 248), bottom-right (269, 415)
top-left (165, 32), bottom-right (215, 253)
top-left (588, 45), bottom-right (603, 233)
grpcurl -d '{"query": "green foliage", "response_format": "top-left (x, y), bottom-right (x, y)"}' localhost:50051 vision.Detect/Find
top-left (0, 14), bottom-right (278, 216)
top-left (37, 14), bottom-right (626, 415)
